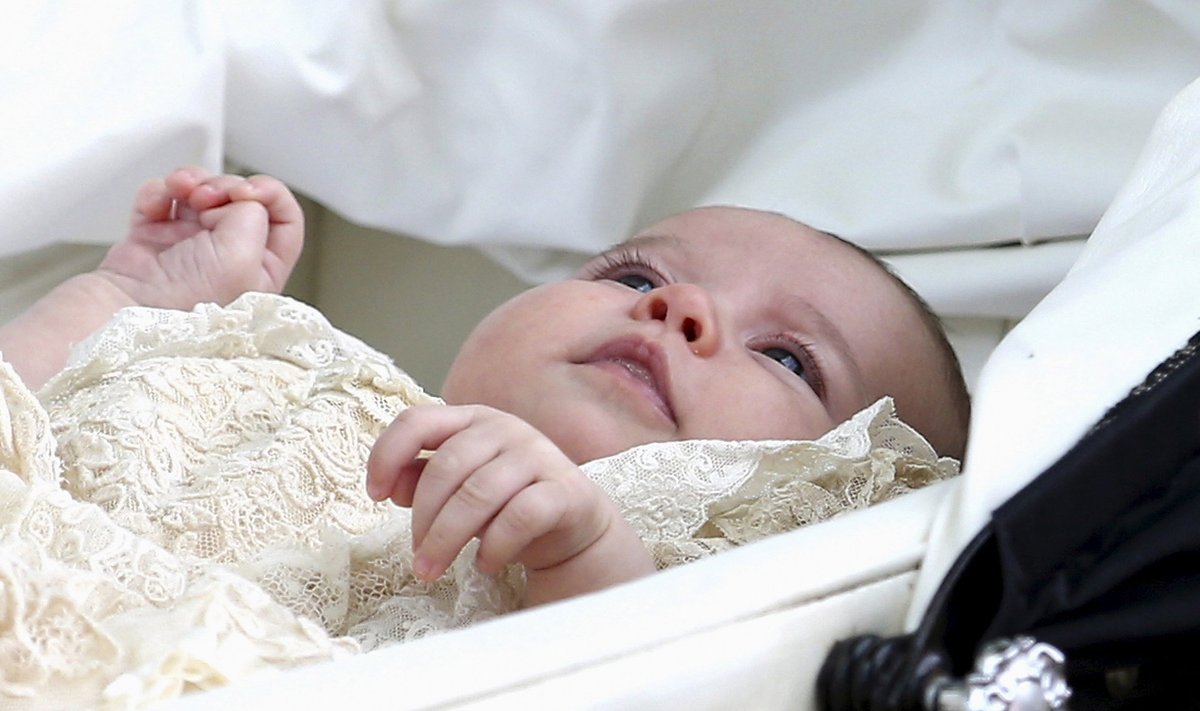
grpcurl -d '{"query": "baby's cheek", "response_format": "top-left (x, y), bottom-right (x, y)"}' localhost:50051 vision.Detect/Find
top-left (701, 387), bottom-right (832, 442)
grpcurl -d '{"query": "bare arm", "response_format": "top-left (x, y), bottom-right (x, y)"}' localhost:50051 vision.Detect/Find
top-left (366, 404), bottom-right (657, 607)
top-left (0, 273), bottom-right (136, 390)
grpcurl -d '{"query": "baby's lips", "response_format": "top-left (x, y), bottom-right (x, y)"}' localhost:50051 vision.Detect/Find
top-left (581, 334), bottom-right (677, 424)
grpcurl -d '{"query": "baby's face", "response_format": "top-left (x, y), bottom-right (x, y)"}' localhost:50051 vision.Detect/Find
top-left (441, 207), bottom-right (945, 463)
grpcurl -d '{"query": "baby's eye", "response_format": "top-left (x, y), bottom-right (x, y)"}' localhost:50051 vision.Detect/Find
top-left (761, 347), bottom-right (806, 379)
top-left (754, 338), bottom-right (826, 398)
top-left (581, 247), bottom-right (665, 292)
top-left (612, 273), bottom-right (657, 293)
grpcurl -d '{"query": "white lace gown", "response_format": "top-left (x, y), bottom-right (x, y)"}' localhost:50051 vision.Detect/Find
top-left (0, 293), bottom-right (956, 709)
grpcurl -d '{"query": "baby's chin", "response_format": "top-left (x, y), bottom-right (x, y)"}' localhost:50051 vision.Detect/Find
top-left (547, 423), bottom-right (668, 465)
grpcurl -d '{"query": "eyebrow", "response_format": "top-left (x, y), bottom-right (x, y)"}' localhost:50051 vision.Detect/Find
top-left (601, 232), bottom-right (682, 255)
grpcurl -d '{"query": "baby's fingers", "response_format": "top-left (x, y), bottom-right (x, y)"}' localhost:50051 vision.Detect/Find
top-left (365, 439), bottom-right (423, 506)
top-left (197, 201), bottom-right (269, 250)
top-left (186, 174), bottom-right (255, 211)
top-left (231, 175), bottom-right (304, 285)
top-left (413, 451), bottom-right (533, 580)
top-left (230, 175), bottom-right (303, 227)
top-left (407, 412), bottom-right (528, 546)
top-left (132, 177), bottom-right (173, 222)
top-left (368, 405), bottom-right (496, 513)
top-left (366, 404), bottom-right (472, 503)
top-left (132, 168), bottom-right (197, 221)
top-left (472, 482), bottom-right (565, 575)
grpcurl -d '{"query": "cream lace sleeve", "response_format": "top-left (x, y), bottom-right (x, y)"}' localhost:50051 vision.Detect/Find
top-left (0, 293), bottom-right (956, 709)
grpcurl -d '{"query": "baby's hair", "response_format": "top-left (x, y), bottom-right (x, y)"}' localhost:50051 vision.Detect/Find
top-left (822, 231), bottom-right (972, 460)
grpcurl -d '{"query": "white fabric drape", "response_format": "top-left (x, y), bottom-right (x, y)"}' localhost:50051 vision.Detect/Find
top-left (215, 2), bottom-right (1200, 261)
top-left (0, 2), bottom-right (224, 258)
top-left (5, 2), bottom-right (1200, 318)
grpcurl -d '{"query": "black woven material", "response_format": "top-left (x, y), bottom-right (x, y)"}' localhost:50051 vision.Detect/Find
top-left (818, 330), bottom-right (1200, 710)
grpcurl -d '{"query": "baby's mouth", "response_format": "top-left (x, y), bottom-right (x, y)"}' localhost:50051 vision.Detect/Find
top-left (580, 339), bottom-right (677, 425)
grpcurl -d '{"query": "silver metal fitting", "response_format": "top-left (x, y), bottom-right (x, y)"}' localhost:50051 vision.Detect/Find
top-left (928, 636), bottom-right (1072, 711)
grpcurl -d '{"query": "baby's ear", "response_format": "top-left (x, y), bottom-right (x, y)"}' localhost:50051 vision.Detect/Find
top-left (904, 309), bottom-right (971, 461)
top-left (926, 364), bottom-right (970, 461)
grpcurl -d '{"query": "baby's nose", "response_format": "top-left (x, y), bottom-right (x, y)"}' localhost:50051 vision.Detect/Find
top-left (632, 283), bottom-right (720, 356)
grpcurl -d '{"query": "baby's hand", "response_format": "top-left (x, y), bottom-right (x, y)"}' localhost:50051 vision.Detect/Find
top-left (366, 404), bottom-right (655, 604)
top-left (96, 166), bottom-right (304, 310)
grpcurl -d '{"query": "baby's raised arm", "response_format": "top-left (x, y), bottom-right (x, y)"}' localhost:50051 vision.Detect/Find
top-left (0, 167), bottom-right (304, 390)
top-left (367, 404), bottom-right (657, 607)
top-left (99, 167), bottom-right (302, 311)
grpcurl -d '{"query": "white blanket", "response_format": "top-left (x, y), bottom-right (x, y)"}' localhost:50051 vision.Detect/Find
top-left (6, 2), bottom-right (1200, 318)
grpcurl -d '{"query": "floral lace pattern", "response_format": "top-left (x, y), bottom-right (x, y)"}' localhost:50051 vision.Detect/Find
top-left (0, 294), bottom-right (956, 709)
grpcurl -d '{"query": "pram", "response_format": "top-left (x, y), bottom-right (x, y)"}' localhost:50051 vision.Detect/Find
top-left (4, 3), bottom-right (1200, 708)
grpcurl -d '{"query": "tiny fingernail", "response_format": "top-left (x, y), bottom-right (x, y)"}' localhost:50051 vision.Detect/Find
top-left (413, 553), bottom-right (435, 580)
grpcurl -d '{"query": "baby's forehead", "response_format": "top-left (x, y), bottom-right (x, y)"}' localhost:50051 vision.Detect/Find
top-left (630, 206), bottom-right (873, 274)
top-left (644, 205), bottom-right (937, 330)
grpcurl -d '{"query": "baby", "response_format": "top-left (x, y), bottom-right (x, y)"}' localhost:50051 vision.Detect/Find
top-left (0, 166), bottom-right (969, 610)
